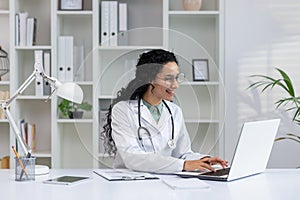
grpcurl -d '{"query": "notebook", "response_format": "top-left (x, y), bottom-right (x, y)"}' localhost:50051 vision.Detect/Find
top-left (93, 169), bottom-right (159, 181)
top-left (177, 119), bottom-right (281, 181)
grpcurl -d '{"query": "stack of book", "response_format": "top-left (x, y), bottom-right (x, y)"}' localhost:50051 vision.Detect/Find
top-left (15, 12), bottom-right (37, 46)
top-left (20, 119), bottom-right (36, 152)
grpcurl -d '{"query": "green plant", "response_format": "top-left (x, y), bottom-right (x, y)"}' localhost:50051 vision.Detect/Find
top-left (249, 68), bottom-right (300, 144)
top-left (58, 99), bottom-right (92, 118)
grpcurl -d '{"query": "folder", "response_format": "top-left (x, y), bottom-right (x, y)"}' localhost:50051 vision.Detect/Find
top-left (58, 36), bottom-right (66, 81)
top-left (19, 12), bottom-right (28, 46)
top-left (93, 169), bottom-right (159, 181)
top-left (109, 1), bottom-right (118, 46)
top-left (43, 51), bottom-right (51, 95)
top-left (101, 1), bottom-right (110, 46)
top-left (64, 36), bottom-right (74, 82)
top-left (34, 50), bottom-right (44, 96)
top-left (118, 3), bottom-right (128, 46)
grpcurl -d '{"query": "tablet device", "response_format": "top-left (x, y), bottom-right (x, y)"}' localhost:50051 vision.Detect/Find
top-left (43, 176), bottom-right (90, 185)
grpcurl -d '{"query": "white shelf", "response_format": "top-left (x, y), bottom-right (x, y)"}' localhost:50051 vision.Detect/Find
top-left (57, 119), bottom-right (93, 123)
top-left (98, 95), bottom-right (116, 99)
top-left (97, 46), bottom-right (164, 51)
top-left (75, 81), bottom-right (93, 86)
top-left (16, 96), bottom-right (51, 100)
top-left (57, 10), bottom-right (93, 16)
top-left (15, 46), bottom-right (52, 50)
top-left (0, 81), bottom-right (10, 85)
top-left (0, 10), bottom-right (9, 14)
top-left (168, 10), bottom-right (219, 16)
top-left (31, 151), bottom-right (52, 158)
top-left (0, 119), bottom-right (9, 123)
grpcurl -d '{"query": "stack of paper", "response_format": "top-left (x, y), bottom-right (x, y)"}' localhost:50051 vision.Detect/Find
top-left (161, 177), bottom-right (210, 190)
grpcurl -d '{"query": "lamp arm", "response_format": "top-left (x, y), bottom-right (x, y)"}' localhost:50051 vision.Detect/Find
top-left (4, 107), bottom-right (31, 156)
top-left (5, 70), bottom-right (37, 107)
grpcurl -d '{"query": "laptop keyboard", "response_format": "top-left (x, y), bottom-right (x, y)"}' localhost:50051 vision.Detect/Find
top-left (202, 168), bottom-right (230, 176)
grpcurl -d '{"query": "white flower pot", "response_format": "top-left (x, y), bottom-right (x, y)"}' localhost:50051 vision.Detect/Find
top-left (182, 0), bottom-right (202, 11)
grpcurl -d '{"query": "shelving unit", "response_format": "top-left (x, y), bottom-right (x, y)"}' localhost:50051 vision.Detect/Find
top-left (0, 0), bottom-right (10, 166)
top-left (164, 0), bottom-right (224, 155)
top-left (1, 0), bottom-right (224, 169)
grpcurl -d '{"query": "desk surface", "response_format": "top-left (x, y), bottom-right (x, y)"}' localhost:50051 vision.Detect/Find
top-left (1, 169), bottom-right (299, 200)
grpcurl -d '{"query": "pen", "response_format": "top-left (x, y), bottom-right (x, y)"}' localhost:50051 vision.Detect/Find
top-left (12, 146), bottom-right (28, 179)
top-left (121, 176), bottom-right (146, 180)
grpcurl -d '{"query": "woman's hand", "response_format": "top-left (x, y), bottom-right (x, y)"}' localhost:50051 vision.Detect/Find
top-left (183, 157), bottom-right (228, 172)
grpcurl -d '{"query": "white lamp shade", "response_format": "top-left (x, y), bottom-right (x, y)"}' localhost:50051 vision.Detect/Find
top-left (56, 82), bottom-right (83, 104)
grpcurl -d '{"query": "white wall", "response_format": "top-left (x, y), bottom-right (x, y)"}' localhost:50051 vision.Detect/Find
top-left (224, 0), bottom-right (300, 168)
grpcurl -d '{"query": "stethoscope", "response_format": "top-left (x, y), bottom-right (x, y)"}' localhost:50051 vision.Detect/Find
top-left (137, 98), bottom-right (175, 152)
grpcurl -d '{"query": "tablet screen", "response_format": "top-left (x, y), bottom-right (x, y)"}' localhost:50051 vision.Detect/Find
top-left (44, 176), bottom-right (90, 185)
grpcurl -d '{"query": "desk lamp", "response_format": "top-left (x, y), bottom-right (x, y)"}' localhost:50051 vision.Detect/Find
top-left (0, 62), bottom-right (83, 175)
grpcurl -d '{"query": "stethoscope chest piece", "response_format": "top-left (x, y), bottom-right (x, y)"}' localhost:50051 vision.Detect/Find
top-left (167, 139), bottom-right (176, 149)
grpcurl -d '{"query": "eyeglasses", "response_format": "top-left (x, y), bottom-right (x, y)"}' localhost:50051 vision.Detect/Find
top-left (156, 73), bottom-right (185, 85)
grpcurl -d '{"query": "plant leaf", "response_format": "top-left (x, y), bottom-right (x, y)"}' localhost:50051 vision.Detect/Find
top-left (276, 68), bottom-right (295, 97)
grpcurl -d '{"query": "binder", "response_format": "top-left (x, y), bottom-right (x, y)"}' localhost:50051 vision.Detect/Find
top-left (34, 50), bottom-right (44, 96)
top-left (26, 17), bottom-right (37, 46)
top-left (19, 12), bottom-right (28, 46)
top-left (58, 36), bottom-right (66, 81)
top-left (64, 36), bottom-right (74, 81)
top-left (43, 51), bottom-right (51, 95)
top-left (118, 3), bottom-right (128, 46)
top-left (101, 1), bottom-right (110, 46)
top-left (109, 1), bottom-right (118, 46)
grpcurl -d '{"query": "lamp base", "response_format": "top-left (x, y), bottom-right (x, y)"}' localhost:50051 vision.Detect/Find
top-left (35, 165), bottom-right (50, 175)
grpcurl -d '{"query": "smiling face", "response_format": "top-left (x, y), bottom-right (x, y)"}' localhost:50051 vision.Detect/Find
top-left (143, 61), bottom-right (181, 105)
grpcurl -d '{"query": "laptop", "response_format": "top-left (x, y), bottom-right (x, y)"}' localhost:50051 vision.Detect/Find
top-left (177, 119), bottom-right (281, 181)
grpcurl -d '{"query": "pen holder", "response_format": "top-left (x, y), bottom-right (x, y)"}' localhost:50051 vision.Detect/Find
top-left (15, 156), bottom-right (36, 181)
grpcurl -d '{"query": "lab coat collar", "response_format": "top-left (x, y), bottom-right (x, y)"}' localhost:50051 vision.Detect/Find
top-left (129, 100), bottom-right (169, 132)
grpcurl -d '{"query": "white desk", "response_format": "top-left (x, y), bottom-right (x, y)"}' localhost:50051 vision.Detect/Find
top-left (0, 169), bottom-right (299, 200)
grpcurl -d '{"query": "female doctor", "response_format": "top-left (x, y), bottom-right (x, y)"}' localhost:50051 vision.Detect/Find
top-left (101, 49), bottom-right (227, 173)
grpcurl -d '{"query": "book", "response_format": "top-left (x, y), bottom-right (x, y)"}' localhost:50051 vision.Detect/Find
top-left (93, 169), bottom-right (159, 181)
top-left (27, 123), bottom-right (36, 152)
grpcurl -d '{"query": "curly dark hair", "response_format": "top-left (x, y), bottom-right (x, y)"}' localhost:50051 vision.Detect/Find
top-left (100, 49), bottom-right (178, 156)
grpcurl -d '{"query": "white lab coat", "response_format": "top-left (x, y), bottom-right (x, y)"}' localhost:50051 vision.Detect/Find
top-left (111, 99), bottom-right (208, 173)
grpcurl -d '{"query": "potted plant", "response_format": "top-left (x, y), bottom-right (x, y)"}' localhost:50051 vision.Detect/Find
top-left (58, 99), bottom-right (92, 119)
top-left (249, 68), bottom-right (300, 144)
